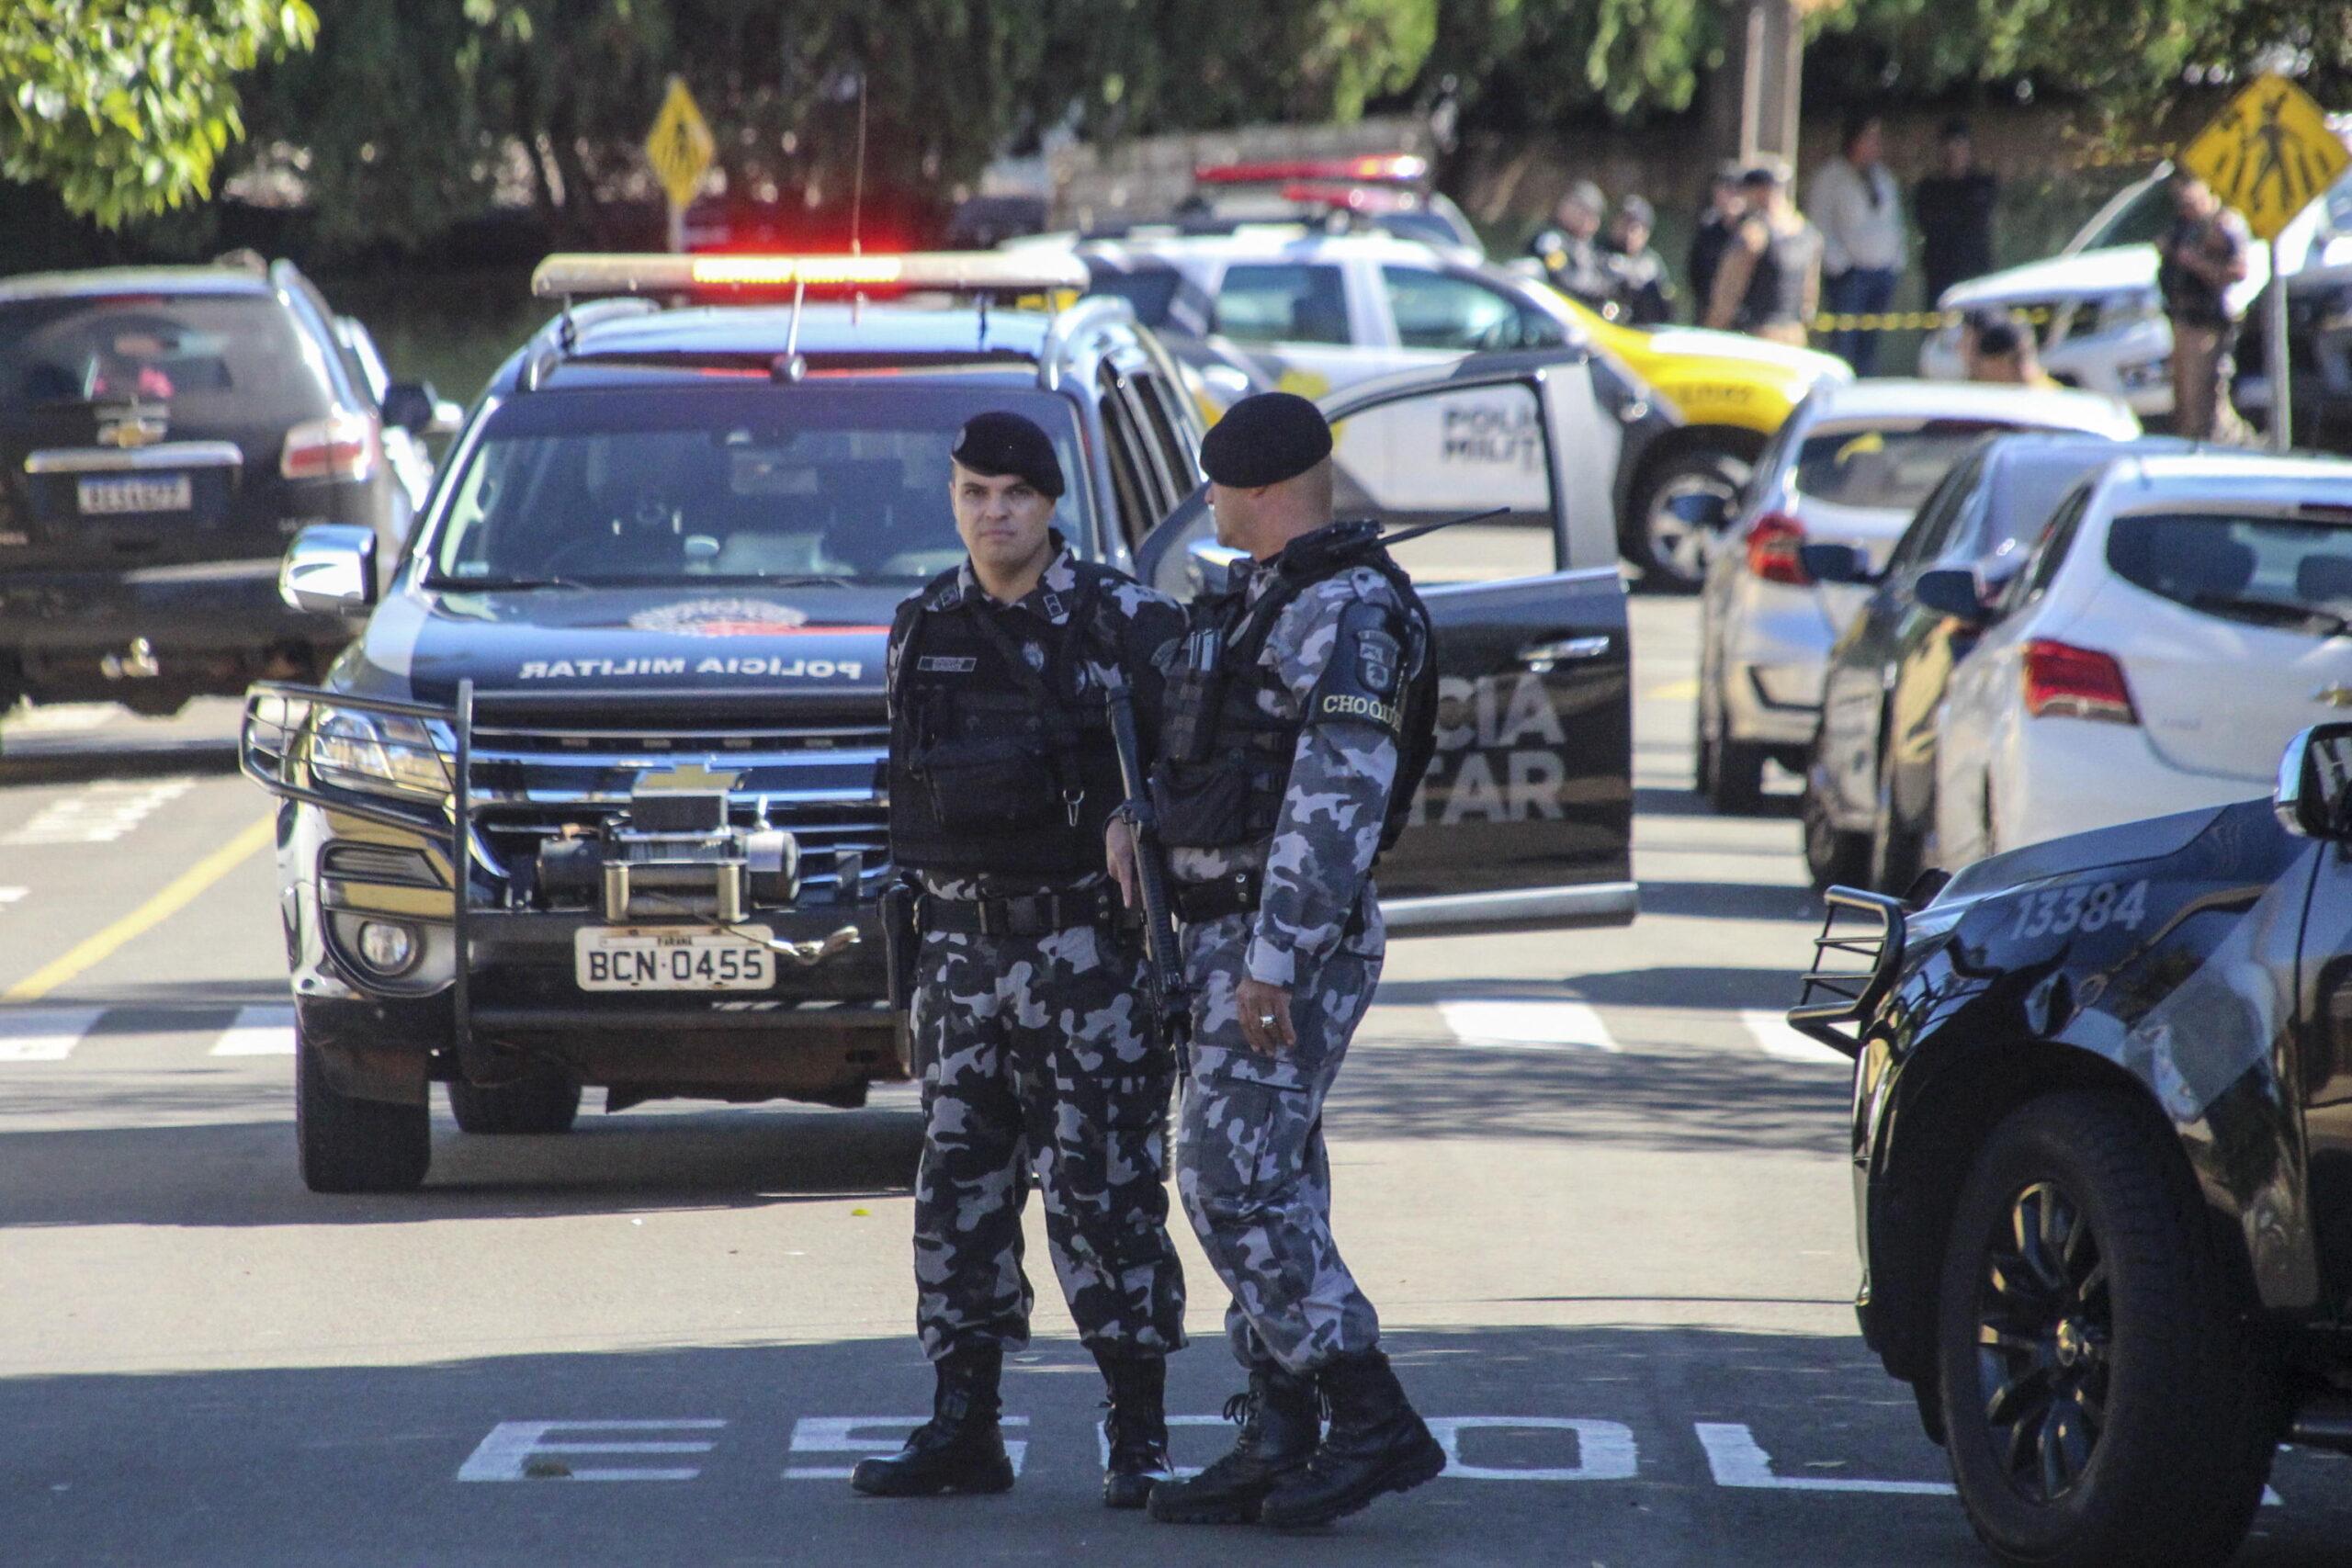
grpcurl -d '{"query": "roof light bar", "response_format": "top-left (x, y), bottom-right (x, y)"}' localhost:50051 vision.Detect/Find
top-left (1194, 153), bottom-right (1430, 187)
top-left (530, 251), bottom-right (1090, 299)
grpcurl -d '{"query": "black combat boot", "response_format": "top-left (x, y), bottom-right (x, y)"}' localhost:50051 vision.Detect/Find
top-left (1257, 1348), bottom-right (1445, 1528)
top-left (1095, 1348), bottom-right (1173, 1509)
top-left (1146, 1366), bottom-right (1321, 1524)
top-left (848, 1347), bottom-right (1016, 1497)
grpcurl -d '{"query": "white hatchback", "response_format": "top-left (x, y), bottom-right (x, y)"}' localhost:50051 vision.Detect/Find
top-left (1935, 452), bottom-right (2352, 867)
top-left (1696, 379), bottom-right (2140, 811)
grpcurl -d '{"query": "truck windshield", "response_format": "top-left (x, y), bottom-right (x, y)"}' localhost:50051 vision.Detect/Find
top-left (428, 384), bottom-right (1095, 587)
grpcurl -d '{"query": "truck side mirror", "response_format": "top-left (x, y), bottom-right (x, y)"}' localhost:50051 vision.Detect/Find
top-left (280, 524), bottom-right (379, 617)
top-left (1798, 542), bottom-right (1871, 585)
top-left (1915, 566), bottom-right (1992, 623)
top-left (2276, 721), bottom-right (2352, 840)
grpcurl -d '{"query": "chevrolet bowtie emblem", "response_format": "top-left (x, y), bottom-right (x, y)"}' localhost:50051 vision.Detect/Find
top-left (2319, 685), bottom-right (2352, 709)
top-left (635, 762), bottom-right (743, 793)
top-left (96, 411), bottom-right (167, 449)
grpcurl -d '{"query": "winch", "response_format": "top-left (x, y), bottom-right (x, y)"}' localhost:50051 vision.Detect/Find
top-left (533, 771), bottom-right (817, 923)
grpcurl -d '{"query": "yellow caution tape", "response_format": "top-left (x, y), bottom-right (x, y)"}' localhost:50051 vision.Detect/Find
top-left (1806, 305), bottom-right (2057, 333)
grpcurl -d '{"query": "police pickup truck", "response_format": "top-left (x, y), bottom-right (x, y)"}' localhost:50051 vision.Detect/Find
top-left (242, 251), bottom-right (1638, 1192)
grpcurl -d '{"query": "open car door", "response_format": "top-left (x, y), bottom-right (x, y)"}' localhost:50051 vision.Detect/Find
top-left (1136, 349), bottom-right (1635, 934)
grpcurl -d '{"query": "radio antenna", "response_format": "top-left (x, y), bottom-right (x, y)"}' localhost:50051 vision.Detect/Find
top-left (849, 72), bottom-right (869, 258)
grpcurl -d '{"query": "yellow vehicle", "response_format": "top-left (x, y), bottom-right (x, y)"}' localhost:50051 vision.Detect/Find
top-left (1558, 296), bottom-right (1851, 590)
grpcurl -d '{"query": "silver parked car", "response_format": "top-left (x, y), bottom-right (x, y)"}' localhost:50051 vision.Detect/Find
top-left (1694, 379), bottom-right (2139, 812)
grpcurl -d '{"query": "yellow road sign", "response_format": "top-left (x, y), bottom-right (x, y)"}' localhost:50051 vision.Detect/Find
top-left (2177, 73), bottom-right (2349, 242)
top-left (644, 76), bottom-right (715, 211)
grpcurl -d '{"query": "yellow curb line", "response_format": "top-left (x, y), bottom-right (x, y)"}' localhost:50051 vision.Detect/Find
top-left (1645, 678), bottom-right (1701, 702)
top-left (4, 814), bottom-right (276, 1003)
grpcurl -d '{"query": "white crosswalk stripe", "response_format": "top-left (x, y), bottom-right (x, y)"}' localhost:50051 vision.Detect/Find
top-left (209, 1005), bottom-right (297, 1056)
top-left (0, 1007), bottom-right (104, 1062)
top-left (1, 777), bottom-right (195, 846)
top-left (1438, 999), bottom-right (1619, 1053)
top-left (1740, 1010), bottom-right (1852, 1066)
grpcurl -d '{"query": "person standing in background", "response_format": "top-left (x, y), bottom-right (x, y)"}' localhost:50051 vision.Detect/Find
top-left (1809, 111), bottom-right (1906, 374)
top-left (1962, 310), bottom-right (2060, 389)
top-left (1914, 118), bottom-right (1999, 309)
top-left (1525, 180), bottom-right (1615, 310)
top-left (1604, 196), bottom-right (1676, 325)
top-left (1704, 162), bottom-right (1823, 347)
top-left (1687, 162), bottom-right (1747, 325)
top-left (2156, 170), bottom-right (2252, 443)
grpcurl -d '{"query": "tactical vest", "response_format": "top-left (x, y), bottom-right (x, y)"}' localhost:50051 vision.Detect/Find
top-left (1151, 522), bottom-right (1438, 860)
top-left (887, 565), bottom-right (1127, 879)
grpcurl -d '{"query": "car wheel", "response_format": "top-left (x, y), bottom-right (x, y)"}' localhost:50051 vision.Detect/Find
top-left (1869, 773), bottom-right (1928, 895)
top-left (296, 1021), bottom-right (431, 1193)
top-left (1700, 691), bottom-right (1768, 813)
top-left (448, 1069), bottom-right (582, 1135)
top-left (1629, 446), bottom-right (1747, 593)
top-left (1935, 1092), bottom-right (2279, 1568)
top-left (1800, 765), bottom-right (1868, 890)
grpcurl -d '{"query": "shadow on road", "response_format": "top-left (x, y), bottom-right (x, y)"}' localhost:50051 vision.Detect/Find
top-left (5, 1323), bottom-right (2342, 1566)
top-left (0, 1100), bottom-right (925, 1230)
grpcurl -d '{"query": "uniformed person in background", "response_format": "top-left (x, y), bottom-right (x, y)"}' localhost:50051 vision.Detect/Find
top-left (854, 411), bottom-right (1187, 1509)
top-left (1110, 391), bottom-right (1446, 1529)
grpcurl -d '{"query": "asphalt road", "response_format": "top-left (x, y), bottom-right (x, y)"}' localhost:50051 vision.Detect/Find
top-left (4, 600), bottom-right (2349, 1566)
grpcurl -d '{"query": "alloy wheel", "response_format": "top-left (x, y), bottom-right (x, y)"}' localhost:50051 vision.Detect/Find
top-left (1973, 1179), bottom-right (2111, 1506)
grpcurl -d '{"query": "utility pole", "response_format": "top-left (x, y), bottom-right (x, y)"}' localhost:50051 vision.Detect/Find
top-left (1739, 0), bottom-right (1804, 164)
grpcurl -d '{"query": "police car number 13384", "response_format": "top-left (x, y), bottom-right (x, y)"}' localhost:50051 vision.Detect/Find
top-left (2009, 879), bottom-right (2151, 941)
top-left (574, 926), bottom-right (777, 991)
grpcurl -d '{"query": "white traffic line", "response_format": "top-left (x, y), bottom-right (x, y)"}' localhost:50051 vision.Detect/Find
top-left (0, 887), bottom-right (25, 909)
top-left (1740, 1010), bottom-right (1852, 1066)
top-left (458, 1420), bottom-right (728, 1483)
top-left (0, 1006), bottom-right (104, 1062)
top-left (1439, 999), bottom-right (1620, 1053)
top-left (1, 778), bottom-right (195, 847)
top-left (786, 1416), bottom-right (1029, 1480)
top-left (4, 704), bottom-right (116, 735)
top-left (1697, 1422), bottom-right (1953, 1495)
top-left (209, 1005), bottom-right (296, 1057)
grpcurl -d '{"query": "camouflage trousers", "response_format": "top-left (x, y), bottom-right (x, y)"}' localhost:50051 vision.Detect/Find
top-left (910, 921), bottom-right (1186, 1362)
top-left (1174, 909), bottom-right (1383, 1377)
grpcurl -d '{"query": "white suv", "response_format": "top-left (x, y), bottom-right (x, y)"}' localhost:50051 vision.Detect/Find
top-left (1920, 144), bottom-right (2352, 422)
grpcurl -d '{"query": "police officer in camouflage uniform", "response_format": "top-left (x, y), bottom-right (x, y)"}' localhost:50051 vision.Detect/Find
top-left (853, 412), bottom-right (1187, 1508)
top-left (1114, 392), bottom-right (1446, 1529)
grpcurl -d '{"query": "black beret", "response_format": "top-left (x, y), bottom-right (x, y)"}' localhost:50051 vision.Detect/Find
top-left (952, 410), bottom-right (1064, 497)
top-left (1200, 391), bottom-right (1333, 489)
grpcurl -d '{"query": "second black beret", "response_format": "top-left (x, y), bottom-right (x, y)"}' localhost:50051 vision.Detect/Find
top-left (1199, 390), bottom-right (1334, 489)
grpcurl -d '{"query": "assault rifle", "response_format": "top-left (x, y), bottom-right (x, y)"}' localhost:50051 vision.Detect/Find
top-left (1101, 668), bottom-right (1188, 1064)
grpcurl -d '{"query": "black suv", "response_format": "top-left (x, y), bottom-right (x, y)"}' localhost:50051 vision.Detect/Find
top-left (0, 258), bottom-right (435, 718)
top-left (240, 250), bottom-right (1639, 1192)
top-left (1793, 723), bottom-right (2352, 1566)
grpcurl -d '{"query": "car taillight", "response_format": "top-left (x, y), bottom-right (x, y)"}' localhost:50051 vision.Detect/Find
top-left (281, 409), bottom-right (379, 482)
top-left (2022, 639), bottom-right (2137, 724)
top-left (1745, 512), bottom-right (1809, 586)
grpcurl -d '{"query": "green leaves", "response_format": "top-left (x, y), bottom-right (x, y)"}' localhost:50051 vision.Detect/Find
top-left (1, 0), bottom-right (318, 226)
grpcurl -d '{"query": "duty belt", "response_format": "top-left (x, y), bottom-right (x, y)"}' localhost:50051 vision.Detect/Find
top-left (1170, 869), bottom-right (1371, 940)
top-left (919, 886), bottom-right (1125, 939)
top-left (1171, 872), bottom-right (1262, 925)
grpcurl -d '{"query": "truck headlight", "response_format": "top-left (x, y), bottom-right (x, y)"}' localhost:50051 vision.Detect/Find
top-left (308, 709), bottom-right (454, 799)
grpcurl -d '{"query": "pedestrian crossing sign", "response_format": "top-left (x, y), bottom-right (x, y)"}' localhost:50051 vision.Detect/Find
top-left (645, 76), bottom-right (716, 211)
top-left (2177, 73), bottom-right (2350, 242)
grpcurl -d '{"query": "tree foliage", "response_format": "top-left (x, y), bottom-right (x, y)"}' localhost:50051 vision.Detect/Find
top-left (2, 0), bottom-right (317, 226)
top-left (13, 0), bottom-right (2345, 254)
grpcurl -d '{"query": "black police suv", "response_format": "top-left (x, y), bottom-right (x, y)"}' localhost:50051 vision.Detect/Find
top-left (241, 250), bottom-right (1639, 1192)
top-left (1792, 723), bottom-right (2352, 1567)
top-left (1799, 433), bottom-right (2186, 895)
top-left (0, 258), bottom-right (437, 720)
